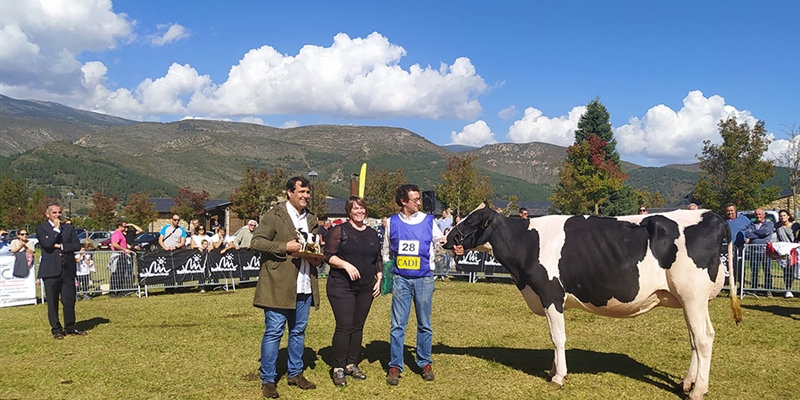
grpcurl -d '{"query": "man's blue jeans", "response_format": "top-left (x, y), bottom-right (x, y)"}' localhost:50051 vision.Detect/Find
top-left (389, 275), bottom-right (434, 371)
top-left (260, 293), bottom-right (312, 384)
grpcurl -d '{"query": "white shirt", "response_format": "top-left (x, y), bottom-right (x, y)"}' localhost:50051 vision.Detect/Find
top-left (381, 211), bottom-right (444, 271)
top-left (286, 201), bottom-right (312, 294)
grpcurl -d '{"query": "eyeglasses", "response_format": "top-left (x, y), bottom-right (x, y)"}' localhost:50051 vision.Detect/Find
top-left (172, 218), bottom-right (180, 221)
top-left (18, 233), bottom-right (28, 236)
top-left (638, 209), bottom-right (647, 212)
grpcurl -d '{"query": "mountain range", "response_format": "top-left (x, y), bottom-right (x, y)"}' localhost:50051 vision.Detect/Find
top-left (1, 94), bottom-right (715, 211)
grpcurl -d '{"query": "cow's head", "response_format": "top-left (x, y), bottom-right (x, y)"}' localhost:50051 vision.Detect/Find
top-left (443, 202), bottom-right (497, 254)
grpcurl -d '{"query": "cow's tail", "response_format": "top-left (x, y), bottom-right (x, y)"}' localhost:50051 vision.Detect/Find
top-left (727, 239), bottom-right (742, 325)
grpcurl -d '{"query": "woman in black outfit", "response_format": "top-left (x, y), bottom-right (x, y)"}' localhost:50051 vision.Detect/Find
top-left (324, 196), bottom-right (382, 387)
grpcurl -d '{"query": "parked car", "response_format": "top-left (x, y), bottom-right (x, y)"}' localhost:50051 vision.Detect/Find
top-left (135, 232), bottom-right (161, 252)
top-left (98, 237), bottom-right (112, 250)
top-left (77, 231), bottom-right (112, 249)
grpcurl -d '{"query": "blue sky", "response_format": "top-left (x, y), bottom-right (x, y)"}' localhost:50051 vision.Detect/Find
top-left (1, 0), bottom-right (798, 166)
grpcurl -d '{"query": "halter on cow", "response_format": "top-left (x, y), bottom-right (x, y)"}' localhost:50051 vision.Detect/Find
top-left (444, 203), bottom-right (742, 400)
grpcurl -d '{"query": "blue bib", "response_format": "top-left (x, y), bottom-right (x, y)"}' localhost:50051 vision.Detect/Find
top-left (389, 214), bottom-right (434, 278)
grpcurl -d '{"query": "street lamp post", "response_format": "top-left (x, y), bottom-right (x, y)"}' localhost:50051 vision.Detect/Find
top-left (66, 191), bottom-right (74, 218)
top-left (308, 170), bottom-right (318, 214)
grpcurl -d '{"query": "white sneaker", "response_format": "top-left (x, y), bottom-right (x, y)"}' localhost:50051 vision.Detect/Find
top-left (785, 291), bottom-right (794, 298)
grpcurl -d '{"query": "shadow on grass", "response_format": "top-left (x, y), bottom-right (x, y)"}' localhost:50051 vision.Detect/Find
top-left (244, 347), bottom-right (321, 382)
top-left (359, 340), bottom-right (444, 376)
top-left (432, 343), bottom-right (681, 396)
top-left (741, 304), bottom-right (800, 320)
top-left (75, 317), bottom-right (110, 332)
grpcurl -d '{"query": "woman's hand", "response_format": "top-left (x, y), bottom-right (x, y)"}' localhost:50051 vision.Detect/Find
top-left (343, 262), bottom-right (361, 281)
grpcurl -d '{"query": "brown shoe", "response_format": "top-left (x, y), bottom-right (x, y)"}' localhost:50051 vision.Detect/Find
top-left (386, 366), bottom-right (400, 386)
top-left (261, 382), bottom-right (279, 398)
top-left (421, 364), bottom-right (435, 381)
top-left (287, 374), bottom-right (316, 390)
top-left (332, 368), bottom-right (347, 387)
top-left (345, 364), bottom-right (367, 380)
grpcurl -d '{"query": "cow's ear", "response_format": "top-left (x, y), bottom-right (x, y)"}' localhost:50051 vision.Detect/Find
top-left (483, 200), bottom-right (491, 208)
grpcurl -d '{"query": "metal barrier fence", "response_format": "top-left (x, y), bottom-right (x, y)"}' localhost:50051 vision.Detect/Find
top-left (74, 250), bottom-right (236, 299)
top-left (739, 244), bottom-right (800, 298)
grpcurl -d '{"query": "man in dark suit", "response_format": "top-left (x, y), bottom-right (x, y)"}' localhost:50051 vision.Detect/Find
top-left (36, 204), bottom-right (86, 339)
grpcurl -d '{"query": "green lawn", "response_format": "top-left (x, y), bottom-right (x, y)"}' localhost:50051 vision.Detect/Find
top-left (1, 280), bottom-right (798, 399)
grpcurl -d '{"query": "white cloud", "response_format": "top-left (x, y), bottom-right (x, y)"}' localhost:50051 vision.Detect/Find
top-left (449, 120), bottom-right (496, 147)
top-left (240, 116), bottom-right (266, 125)
top-left (506, 106), bottom-right (586, 145)
top-left (497, 105), bottom-right (516, 120)
top-left (615, 90), bottom-right (758, 164)
top-left (151, 23), bottom-right (190, 47)
top-left (280, 120), bottom-right (300, 128)
top-left (0, 0), bottom-right (134, 95)
top-left (186, 32), bottom-right (487, 120)
top-left (1, 14), bottom-right (489, 121)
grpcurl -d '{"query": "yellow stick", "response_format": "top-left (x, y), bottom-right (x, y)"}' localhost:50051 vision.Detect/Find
top-left (358, 163), bottom-right (367, 197)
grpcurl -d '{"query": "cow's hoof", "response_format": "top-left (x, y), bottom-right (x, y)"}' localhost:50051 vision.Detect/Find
top-left (688, 390), bottom-right (706, 400)
top-left (680, 380), bottom-right (694, 392)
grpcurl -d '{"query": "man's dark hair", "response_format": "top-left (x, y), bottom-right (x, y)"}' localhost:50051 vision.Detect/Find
top-left (724, 203), bottom-right (736, 209)
top-left (115, 220), bottom-right (125, 228)
top-left (286, 176), bottom-right (310, 192)
top-left (395, 184), bottom-right (420, 207)
top-left (519, 207), bottom-right (528, 213)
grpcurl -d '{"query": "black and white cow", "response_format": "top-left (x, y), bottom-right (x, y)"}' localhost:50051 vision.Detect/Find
top-left (443, 203), bottom-right (742, 400)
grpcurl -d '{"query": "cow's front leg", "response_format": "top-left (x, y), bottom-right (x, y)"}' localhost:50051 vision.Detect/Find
top-left (544, 305), bottom-right (567, 386)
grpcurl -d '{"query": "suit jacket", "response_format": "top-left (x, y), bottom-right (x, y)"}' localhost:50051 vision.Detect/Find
top-left (36, 222), bottom-right (81, 279)
top-left (251, 202), bottom-right (320, 310)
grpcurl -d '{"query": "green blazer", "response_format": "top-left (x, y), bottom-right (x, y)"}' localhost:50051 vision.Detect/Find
top-left (251, 202), bottom-right (320, 310)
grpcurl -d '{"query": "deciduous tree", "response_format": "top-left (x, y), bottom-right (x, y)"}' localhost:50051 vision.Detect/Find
top-left (775, 124), bottom-right (800, 217)
top-left (123, 191), bottom-right (158, 229)
top-left (364, 166), bottom-right (407, 218)
top-left (0, 176), bottom-right (28, 228)
top-left (88, 191), bottom-right (120, 229)
top-left (229, 167), bottom-right (287, 220)
top-left (309, 178), bottom-right (328, 218)
top-left (435, 155), bottom-right (493, 217)
top-left (26, 189), bottom-right (53, 228)
top-left (550, 135), bottom-right (627, 215)
top-left (172, 187), bottom-right (210, 225)
top-left (694, 118), bottom-right (779, 212)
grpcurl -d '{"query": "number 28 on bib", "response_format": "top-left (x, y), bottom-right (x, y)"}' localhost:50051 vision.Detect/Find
top-left (397, 239), bottom-right (421, 270)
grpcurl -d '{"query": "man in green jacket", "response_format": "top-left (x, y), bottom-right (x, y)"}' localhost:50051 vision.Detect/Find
top-left (252, 176), bottom-right (321, 399)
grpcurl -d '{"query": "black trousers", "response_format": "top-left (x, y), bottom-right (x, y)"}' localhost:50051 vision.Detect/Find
top-left (326, 274), bottom-right (375, 368)
top-left (42, 272), bottom-right (77, 334)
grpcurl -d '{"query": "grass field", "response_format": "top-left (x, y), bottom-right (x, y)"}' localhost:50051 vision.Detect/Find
top-left (1, 280), bottom-right (798, 399)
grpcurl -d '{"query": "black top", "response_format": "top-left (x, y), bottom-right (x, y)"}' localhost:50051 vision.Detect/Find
top-left (324, 222), bottom-right (381, 286)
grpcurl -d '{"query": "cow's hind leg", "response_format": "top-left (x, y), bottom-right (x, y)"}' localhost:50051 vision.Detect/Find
top-left (681, 300), bottom-right (715, 399)
top-left (544, 306), bottom-right (567, 386)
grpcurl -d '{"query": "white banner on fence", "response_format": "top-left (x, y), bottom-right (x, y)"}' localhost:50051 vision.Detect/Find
top-left (0, 255), bottom-right (37, 308)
